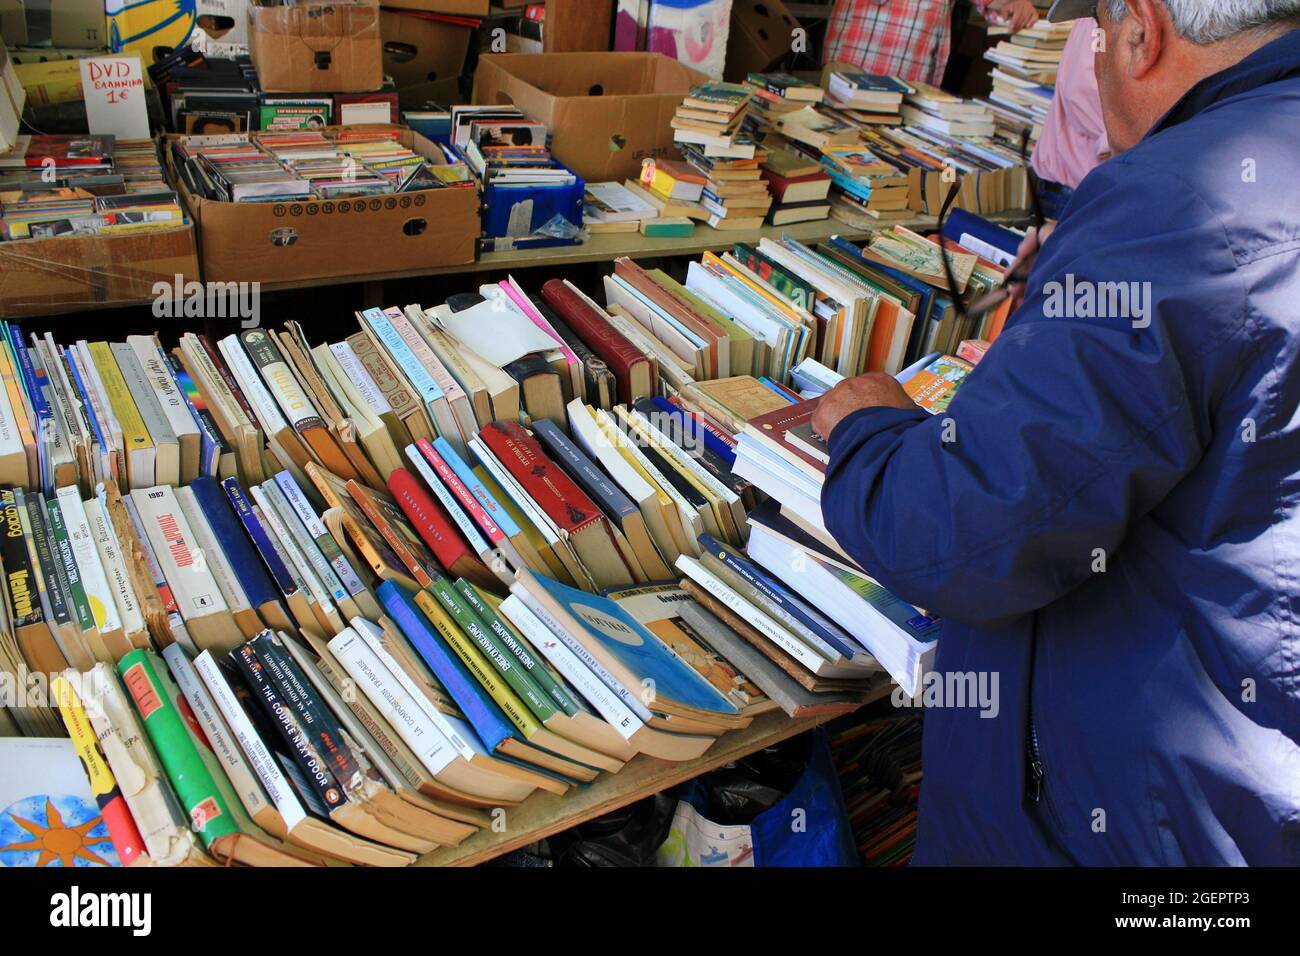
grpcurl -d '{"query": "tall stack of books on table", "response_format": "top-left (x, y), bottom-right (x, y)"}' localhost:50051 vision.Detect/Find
top-left (821, 71), bottom-right (913, 128)
top-left (982, 20), bottom-right (1073, 147)
top-left (742, 71), bottom-right (826, 131)
top-left (669, 82), bottom-right (773, 230)
top-left (902, 82), bottom-right (997, 139)
top-left (760, 148), bottom-right (832, 225)
top-left (819, 144), bottom-right (912, 226)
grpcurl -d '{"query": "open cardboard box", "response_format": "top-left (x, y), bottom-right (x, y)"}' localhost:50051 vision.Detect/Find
top-left (473, 52), bottom-right (709, 184)
top-left (248, 0), bottom-right (383, 93)
top-left (168, 125), bottom-right (478, 284)
top-left (0, 224), bottom-right (199, 318)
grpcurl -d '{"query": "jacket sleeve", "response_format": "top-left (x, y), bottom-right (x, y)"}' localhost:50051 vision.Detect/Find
top-left (820, 163), bottom-right (1224, 628)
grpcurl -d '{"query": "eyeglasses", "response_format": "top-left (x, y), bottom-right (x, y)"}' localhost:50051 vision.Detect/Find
top-left (937, 128), bottom-right (1045, 322)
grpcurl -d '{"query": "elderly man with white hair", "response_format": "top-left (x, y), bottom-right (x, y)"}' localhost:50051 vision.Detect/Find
top-left (812, 0), bottom-right (1300, 865)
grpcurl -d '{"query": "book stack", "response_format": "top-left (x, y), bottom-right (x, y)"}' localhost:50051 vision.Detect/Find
top-left (901, 83), bottom-right (997, 139)
top-left (743, 70), bottom-right (825, 130)
top-left (670, 81), bottom-right (757, 160)
top-left (981, 20), bottom-right (1073, 147)
top-left (759, 149), bottom-right (831, 226)
top-left (678, 145), bottom-right (773, 230)
top-left (823, 71), bottom-right (913, 126)
top-left (820, 145), bottom-right (912, 226)
top-left (582, 181), bottom-right (660, 234)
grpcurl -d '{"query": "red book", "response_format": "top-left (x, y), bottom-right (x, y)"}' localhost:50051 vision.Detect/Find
top-left (741, 397), bottom-right (826, 479)
top-left (540, 278), bottom-right (654, 404)
top-left (414, 438), bottom-right (505, 545)
top-left (386, 468), bottom-right (499, 593)
top-left (478, 420), bottom-right (635, 590)
top-left (760, 168), bottom-right (832, 204)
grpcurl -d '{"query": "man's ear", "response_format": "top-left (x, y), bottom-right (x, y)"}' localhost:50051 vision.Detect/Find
top-left (1124, 0), bottom-right (1168, 79)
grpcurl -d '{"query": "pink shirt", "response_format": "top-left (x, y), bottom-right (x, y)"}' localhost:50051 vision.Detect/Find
top-left (1031, 18), bottom-right (1110, 188)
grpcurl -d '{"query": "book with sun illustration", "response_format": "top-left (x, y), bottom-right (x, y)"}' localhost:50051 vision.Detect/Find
top-left (0, 737), bottom-right (121, 867)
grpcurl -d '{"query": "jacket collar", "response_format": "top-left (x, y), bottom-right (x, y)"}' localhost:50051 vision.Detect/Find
top-left (1149, 26), bottom-right (1300, 136)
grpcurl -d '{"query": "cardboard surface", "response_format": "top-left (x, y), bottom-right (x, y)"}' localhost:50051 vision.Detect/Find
top-left (723, 0), bottom-right (797, 82)
top-left (51, 0), bottom-right (107, 48)
top-left (473, 52), bottom-right (708, 184)
top-left (381, 0), bottom-right (488, 15)
top-left (380, 9), bottom-right (472, 89)
top-left (170, 127), bottom-right (478, 283)
top-left (0, 224), bottom-right (199, 317)
top-left (249, 0), bottom-right (383, 93)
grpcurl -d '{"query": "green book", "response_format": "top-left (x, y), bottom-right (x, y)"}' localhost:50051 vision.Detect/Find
top-left (428, 575), bottom-right (559, 726)
top-left (453, 577), bottom-right (582, 721)
top-left (45, 496), bottom-right (95, 634)
top-left (117, 649), bottom-right (241, 849)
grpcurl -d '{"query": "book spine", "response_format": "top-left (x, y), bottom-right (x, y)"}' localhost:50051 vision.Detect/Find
top-left (57, 487), bottom-right (122, 634)
top-left (167, 353), bottom-right (224, 476)
top-left (238, 330), bottom-right (324, 435)
top-left (345, 480), bottom-right (432, 589)
top-left (272, 471), bottom-right (367, 599)
top-left (363, 308), bottom-right (442, 409)
top-left (453, 578), bottom-right (579, 717)
top-left (0, 489), bottom-right (41, 632)
top-left (345, 333), bottom-right (418, 419)
top-left (479, 421), bottom-right (603, 536)
top-left (111, 342), bottom-right (177, 451)
top-left (506, 578), bottom-right (654, 723)
top-left (84, 499), bottom-right (145, 639)
top-left (258, 481), bottom-right (350, 609)
top-left (433, 435), bottom-right (522, 539)
top-left (131, 485), bottom-right (227, 621)
top-left (326, 628), bottom-right (461, 778)
top-left (329, 341), bottom-right (393, 416)
top-left (413, 584), bottom-right (541, 736)
top-left (52, 673), bottom-right (146, 865)
top-left (88, 341), bottom-right (153, 461)
top-left (402, 445), bottom-right (493, 558)
top-left (45, 496), bottom-right (96, 633)
top-left (229, 641), bottom-right (347, 812)
top-left (676, 555), bottom-right (827, 671)
top-left (498, 595), bottom-right (641, 738)
top-left (221, 477), bottom-right (299, 599)
top-left (415, 438), bottom-right (505, 544)
top-left (120, 494), bottom-right (187, 636)
top-left (22, 492), bottom-right (67, 627)
top-left (188, 477), bottom-right (278, 610)
top-left (118, 649), bottom-right (240, 848)
top-left (532, 419), bottom-right (637, 521)
top-left (247, 631), bottom-right (364, 792)
top-left (192, 650), bottom-right (308, 831)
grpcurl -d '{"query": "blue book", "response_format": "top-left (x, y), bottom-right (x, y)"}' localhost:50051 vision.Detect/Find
top-left (698, 532), bottom-right (861, 661)
top-left (377, 581), bottom-right (590, 785)
top-left (220, 477), bottom-right (299, 601)
top-left (431, 436), bottom-right (522, 540)
top-left (648, 395), bottom-right (735, 467)
top-left (531, 574), bottom-right (740, 718)
top-left (167, 354), bottom-right (223, 477)
top-left (190, 476), bottom-right (282, 613)
top-left (940, 206), bottom-right (1021, 263)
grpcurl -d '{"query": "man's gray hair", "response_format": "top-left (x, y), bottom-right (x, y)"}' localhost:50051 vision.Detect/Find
top-left (1100, 0), bottom-right (1300, 43)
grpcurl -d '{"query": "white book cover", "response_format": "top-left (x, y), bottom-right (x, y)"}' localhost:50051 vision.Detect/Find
top-left (56, 486), bottom-right (122, 635)
top-left (500, 594), bottom-right (642, 740)
top-left (328, 627), bottom-right (460, 779)
top-left (175, 485), bottom-right (253, 615)
top-left (129, 485), bottom-right (229, 623)
top-left (127, 335), bottom-right (201, 443)
top-left (83, 497), bottom-right (146, 640)
top-left (349, 617), bottom-right (476, 763)
top-left (218, 335), bottom-right (289, 437)
top-left (328, 342), bottom-right (393, 417)
top-left (193, 650), bottom-right (308, 831)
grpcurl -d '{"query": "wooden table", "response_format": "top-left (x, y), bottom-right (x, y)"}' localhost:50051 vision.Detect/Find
top-left (259, 215), bottom-right (933, 295)
top-left (415, 709), bottom-right (834, 867)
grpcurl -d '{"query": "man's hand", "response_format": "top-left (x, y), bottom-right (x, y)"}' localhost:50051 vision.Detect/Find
top-left (1004, 221), bottom-right (1055, 312)
top-left (812, 372), bottom-right (917, 442)
top-left (986, 0), bottom-right (1039, 31)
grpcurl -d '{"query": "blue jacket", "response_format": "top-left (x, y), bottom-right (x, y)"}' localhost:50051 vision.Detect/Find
top-left (822, 30), bottom-right (1300, 865)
